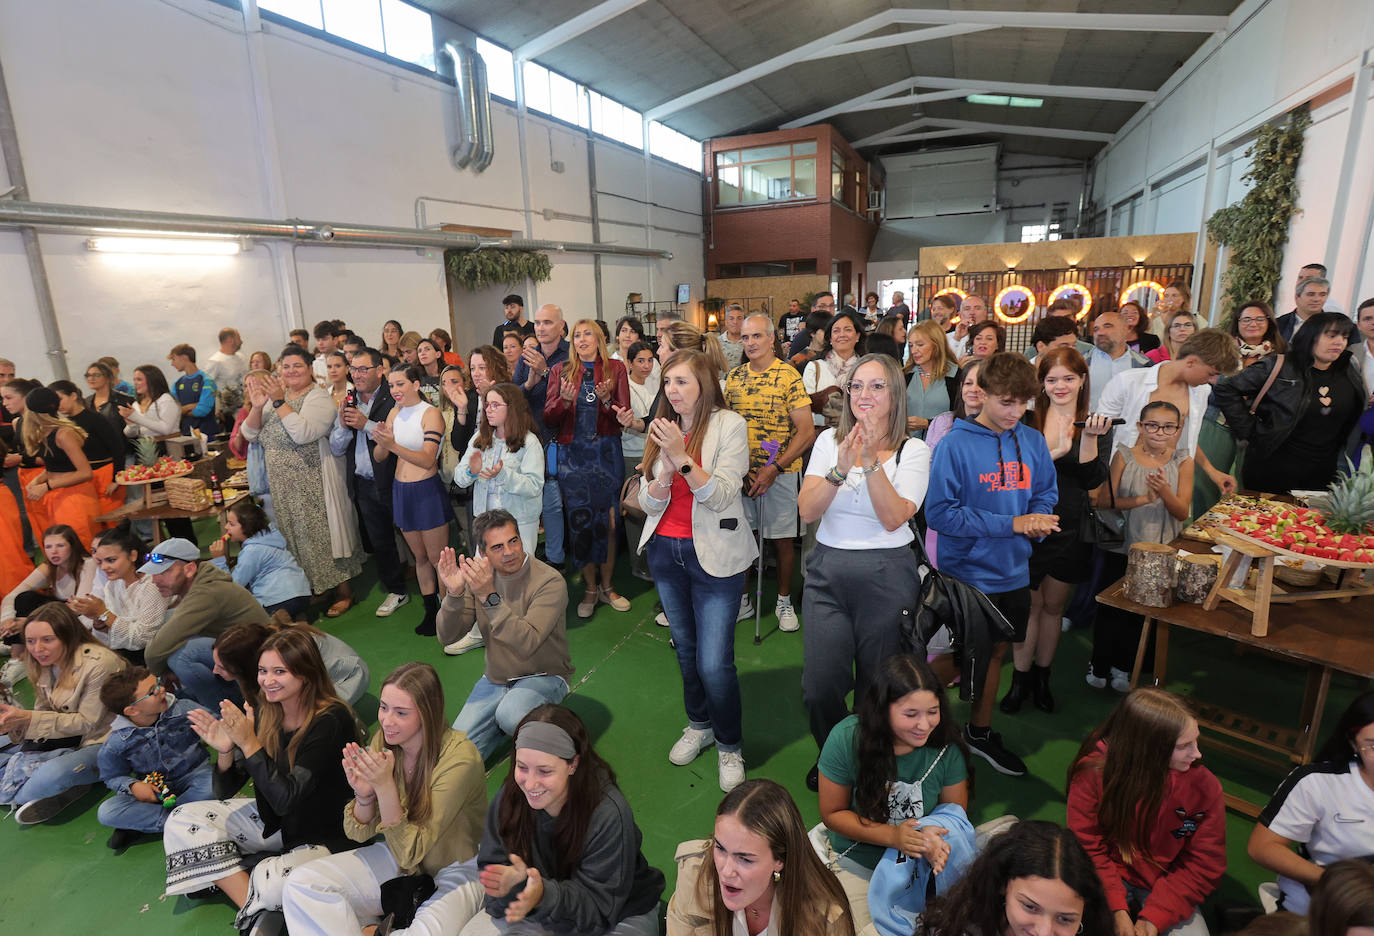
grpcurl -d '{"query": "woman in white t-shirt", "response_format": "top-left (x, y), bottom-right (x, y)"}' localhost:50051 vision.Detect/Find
top-left (1248, 691), bottom-right (1374, 913)
top-left (797, 354), bottom-right (930, 790)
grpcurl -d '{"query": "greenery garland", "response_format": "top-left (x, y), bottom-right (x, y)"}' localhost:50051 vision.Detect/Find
top-left (445, 248), bottom-right (552, 292)
top-left (1206, 105), bottom-right (1310, 320)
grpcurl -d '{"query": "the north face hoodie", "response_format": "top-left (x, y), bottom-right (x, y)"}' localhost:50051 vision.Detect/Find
top-left (924, 417), bottom-right (1058, 593)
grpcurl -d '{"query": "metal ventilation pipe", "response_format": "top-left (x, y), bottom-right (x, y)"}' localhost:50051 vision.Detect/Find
top-left (471, 52), bottom-right (494, 173)
top-left (443, 41), bottom-right (477, 169)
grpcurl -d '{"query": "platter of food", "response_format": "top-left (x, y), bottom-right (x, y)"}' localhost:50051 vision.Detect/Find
top-left (115, 457), bottom-right (194, 485)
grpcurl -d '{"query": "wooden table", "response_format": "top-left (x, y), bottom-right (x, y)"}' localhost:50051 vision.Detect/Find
top-left (1097, 562), bottom-right (1374, 817)
top-left (96, 490), bottom-right (247, 545)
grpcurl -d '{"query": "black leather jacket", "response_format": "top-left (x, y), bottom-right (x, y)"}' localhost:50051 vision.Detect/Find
top-left (1212, 352), bottom-right (1366, 452)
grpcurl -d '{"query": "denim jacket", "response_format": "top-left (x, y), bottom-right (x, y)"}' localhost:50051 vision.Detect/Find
top-left (209, 528), bottom-right (311, 608)
top-left (97, 695), bottom-right (211, 796)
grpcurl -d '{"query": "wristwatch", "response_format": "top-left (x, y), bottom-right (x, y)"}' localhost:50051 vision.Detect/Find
top-left (482, 592), bottom-right (501, 608)
top-left (272, 398), bottom-right (287, 409)
top-left (97, 610), bottom-right (113, 626)
top-left (678, 462), bottom-right (692, 475)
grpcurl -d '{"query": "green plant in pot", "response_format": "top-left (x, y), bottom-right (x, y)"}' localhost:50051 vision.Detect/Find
top-left (446, 248), bottom-right (552, 292)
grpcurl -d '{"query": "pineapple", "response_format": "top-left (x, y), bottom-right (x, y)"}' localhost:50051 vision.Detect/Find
top-left (1322, 445), bottom-right (1374, 535)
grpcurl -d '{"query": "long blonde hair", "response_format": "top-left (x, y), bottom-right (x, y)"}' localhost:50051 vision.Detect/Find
top-left (22, 409), bottom-right (86, 457)
top-left (569, 319), bottom-right (615, 372)
top-left (659, 321), bottom-right (729, 381)
top-left (372, 662), bottom-right (448, 826)
top-left (641, 350), bottom-right (725, 473)
top-left (254, 628), bottom-right (359, 766)
top-left (906, 319), bottom-right (951, 378)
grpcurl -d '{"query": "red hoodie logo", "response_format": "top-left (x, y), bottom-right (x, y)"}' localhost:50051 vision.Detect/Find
top-left (978, 461), bottom-right (1031, 492)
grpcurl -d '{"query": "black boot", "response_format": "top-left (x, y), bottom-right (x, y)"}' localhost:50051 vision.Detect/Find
top-left (414, 593), bottom-right (439, 636)
top-left (1031, 664), bottom-right (1056, 713)
top-left (999, 668), bottom-right (1032, 714)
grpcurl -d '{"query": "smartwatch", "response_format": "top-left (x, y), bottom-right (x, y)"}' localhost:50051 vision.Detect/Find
top-left (272, 398), bottom-right (287, 409)
top-left (483, 592), bottom-right (501, 609)
top-left (678, 462), bottom-right (692, 475)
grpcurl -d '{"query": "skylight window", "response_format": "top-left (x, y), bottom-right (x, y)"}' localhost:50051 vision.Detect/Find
top-left (967, 94), bottom-right (1044, 108)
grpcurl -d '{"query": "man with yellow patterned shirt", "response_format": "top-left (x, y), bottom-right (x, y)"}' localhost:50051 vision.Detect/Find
top-left (724, 313), bottom-right (816, 632)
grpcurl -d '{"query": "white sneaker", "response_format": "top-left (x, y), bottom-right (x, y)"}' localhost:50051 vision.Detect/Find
top-left (1061, 616), bottom-right (1073, 632)
top-left (376, 593), bottom-right (410, 617)
top-left (718, 750), bottom-right (746, 792)
top-left (655, 611), bottom-right (671, 628)
top-left (1109, 667), bottom-right (1132, 693)
top-left (443, 626), bottom-right (485, 656)
top-left (669, 726), bottom-right (715, 765)
top-left (1085, 669), bottom-right (1107, 690)
top-left (737, 595), bottom-right (754, 622)
top-left (776, 598), bottom-right (799, 632)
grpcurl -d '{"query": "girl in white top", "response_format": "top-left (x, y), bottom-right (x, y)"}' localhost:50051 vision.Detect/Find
top-left (454, 382), bottom-right (545, 549)
top-left (67, 522), bottom-right (168, 655)
top-left (119, 365), bottom-right (181, 442)
top-left (618, 342), bottom-right (659, 581)
top-left (1, 525), bottom-right (100, 632)
top-left (797, 354), bottom-right (930, 761)
top-left (373, 364), bottom-right (451, 637)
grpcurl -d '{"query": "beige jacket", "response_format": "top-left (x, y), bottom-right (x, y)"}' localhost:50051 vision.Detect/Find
top-left (344, 728), bottom-right (487, 876)
top-left (10, 642), bottom-right (126, 748)
top-left (666, 839), bottom-right (850, 936)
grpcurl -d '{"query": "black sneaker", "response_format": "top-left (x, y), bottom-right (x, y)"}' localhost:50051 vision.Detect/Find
top-left (107, 828), bottom-right (143, 851)
top-left (965, 727), bottom-right (1027, 776)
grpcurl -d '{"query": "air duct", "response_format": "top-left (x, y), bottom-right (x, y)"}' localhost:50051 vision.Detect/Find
top-left (0, 200), bottom-right (673, 259)
top-left (443, 41), bottom-right (478, 170)
top-left (471, 52), bottom-right (494, 173)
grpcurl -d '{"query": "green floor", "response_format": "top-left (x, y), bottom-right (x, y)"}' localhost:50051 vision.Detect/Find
top-left (0, 549), bottom-right (1360, 931)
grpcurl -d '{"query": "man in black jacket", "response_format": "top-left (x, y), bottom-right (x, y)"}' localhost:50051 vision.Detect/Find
top-left (328, 347), bottom-right (408, 616)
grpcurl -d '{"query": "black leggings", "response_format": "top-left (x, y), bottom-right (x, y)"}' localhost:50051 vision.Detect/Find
top-left (1089, 551), bottom-right (1155, 678)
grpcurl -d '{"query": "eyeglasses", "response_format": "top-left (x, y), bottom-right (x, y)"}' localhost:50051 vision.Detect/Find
top-left (1357, 741), bottom-right (1374, 754)
top-left (349, 365), bottom-right (377, 374)
top-left (1237, 317), bottom-right (1268, 326)
top-left (485, 401), bottom-right (508, 410)
top-left (1169, 321), bottom-right (1195, 330)
top-left (847, 380), bottom-right (889, 395)
top-left (1140, 422), bottom-right (1180, 435)
top-left (84, 372), bottom-right (105, 379)
top-left (130, 678), bottom-right (164, 706)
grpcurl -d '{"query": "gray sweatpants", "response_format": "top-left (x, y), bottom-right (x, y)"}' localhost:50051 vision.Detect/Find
top-left (801, 542), bottom-right (920, 749)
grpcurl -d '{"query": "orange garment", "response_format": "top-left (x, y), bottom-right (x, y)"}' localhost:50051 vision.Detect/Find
top-left (0, 484), bottom-right (35, 595)
top-left (17, 466), bottom-right (50, 542)
top-left (442, 351), bottom-right (465, 369)
top-left (41, 480), bottom-right (101, 549)
top-left (91, 463), bottom-right (126, 529)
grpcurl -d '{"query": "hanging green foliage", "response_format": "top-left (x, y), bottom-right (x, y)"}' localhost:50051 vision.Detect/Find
top-left (445, 248), bottom-right (552, 292)
top-left (1206, 106), bottom-right (1310, 320)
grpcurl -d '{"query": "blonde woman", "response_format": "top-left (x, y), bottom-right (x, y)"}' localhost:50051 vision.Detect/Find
top-left (1146, 309), bottom-right (1199, 364)
top-left (20, 387), bottom-right (99, 548)
top-left (544, 319), bottom-right (631, 618)
top-left (282, 662), bottom-right (487, 936)
top-left (904, 319), bottom-right (958, 439)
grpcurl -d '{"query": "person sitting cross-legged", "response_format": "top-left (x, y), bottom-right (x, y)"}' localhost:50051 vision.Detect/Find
top-left (435, 508), bottom-right (573, 761)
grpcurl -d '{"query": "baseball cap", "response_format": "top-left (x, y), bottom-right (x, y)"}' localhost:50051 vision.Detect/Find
top-left (137, 538), bottom-right (201, 574)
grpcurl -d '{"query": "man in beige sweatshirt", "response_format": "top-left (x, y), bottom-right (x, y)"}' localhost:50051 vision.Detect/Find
top-left (436, 509), bottom-right (573, 759)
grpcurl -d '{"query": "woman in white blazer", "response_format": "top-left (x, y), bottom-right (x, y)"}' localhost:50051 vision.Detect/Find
top-left (638, 350), bottom-right (756, 794)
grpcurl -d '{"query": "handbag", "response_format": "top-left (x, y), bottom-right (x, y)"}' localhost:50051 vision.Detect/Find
top-left (1082, 482), bottom-right (1125, 551)
top-left (379, 873), bottom-right (436, 929)
top-left (620, 472), bottom-right (646, 521)
top-left (1235, 353), bottom-right (1286, 448)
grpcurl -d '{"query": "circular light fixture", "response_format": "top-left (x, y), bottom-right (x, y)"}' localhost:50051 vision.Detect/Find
top-left (1049, 282), bottom-right (1093, 321)
top-left (1120, 280), bottom-right (1164, 310)
top-left (933, 286), bottom-right (969, 324)
top-left (994, 284), bottom-right (1036, 325)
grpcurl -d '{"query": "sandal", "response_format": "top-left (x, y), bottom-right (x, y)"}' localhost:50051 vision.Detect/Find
top-left (577, 591), bottom-right (597, 619)
top-left (599, 588), bottom-right (630, 612)
top-left (325, 597), bottom-right (353, 618)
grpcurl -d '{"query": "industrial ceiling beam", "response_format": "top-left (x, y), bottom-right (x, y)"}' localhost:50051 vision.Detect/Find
top-left (887, 9), bottom-right (1228, 32)
top-left (873, 129), bottom-right (988, 146)
top-left (513, 0), bottom-right (651, 62)
top-left (851, 118), bottom-right (932, 148)
top-left (885, 118), bottom-right (1114, 144)
top-left (807, 25), bottom-right (997, 60)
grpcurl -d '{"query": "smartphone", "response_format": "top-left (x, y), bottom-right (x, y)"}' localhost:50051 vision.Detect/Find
top-left (1073, 418), bottom-right (1127, 427)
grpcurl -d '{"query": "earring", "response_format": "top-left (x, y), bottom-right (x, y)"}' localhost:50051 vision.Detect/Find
top-left (771, 870), bottom-right (781, 883)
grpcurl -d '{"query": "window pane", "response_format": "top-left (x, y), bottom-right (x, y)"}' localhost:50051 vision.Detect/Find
top-left (791, 140), bottom-right (816, 155)
top-left (741, 144), bottom-right (791, 162)
top-left (717, 167), bottom-right (740, 204)
top-left (322, 0), bottom-right (384, 51)
top-left (381, 0), bottom-right (434, 68)
top-left (742, 262), bottom-right (792, 277)
top-left (715, 150), bottom-right (739, 166)
top-left (600, 97), bottom-right (623, 141)
top-left (548, 71), bottom-right (578, 124)
top-left (476, 38), bottom-right (515, 101)
top-left (576, 87), bottom-right (591, 128)
top-left (793, 259), bottom-right (818, 274)
top-left (523, 61), bottom-right (550, 113)
top-left (741, 159), bottom-right (794, 202)
top-left (260, 0), bottom-right (323, 28)
top-left (620, 105), bottom-right (643, 149)
top-left (793, 158), bottom-right (816, 198)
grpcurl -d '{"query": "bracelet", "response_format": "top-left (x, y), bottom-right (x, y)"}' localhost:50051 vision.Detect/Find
top-left (861, 460), bottom-right (882, 475)
top-left (355, 794), bottom-right (377, 806)
top-left (824, 466), bottom-right (846, 486)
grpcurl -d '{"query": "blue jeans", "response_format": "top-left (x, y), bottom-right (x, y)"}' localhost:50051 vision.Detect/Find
top-left (97, 767), bottom-right (215, 833)
top-left (541, 475), bottom-right (565, 563)
top-left (648, 535), bottom-right (746, 751)
top-left (0, 741), bottom-right (102, 805)
top-left (169, 637), bottom-right (245, 709)
top-left (453, 674), bottom-right (570, 760)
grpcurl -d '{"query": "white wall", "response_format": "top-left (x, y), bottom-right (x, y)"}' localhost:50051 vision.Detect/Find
top-left (0, 0), bottom-right (704, 382)
top-left (1091, 0), bottom-right (1374, 315)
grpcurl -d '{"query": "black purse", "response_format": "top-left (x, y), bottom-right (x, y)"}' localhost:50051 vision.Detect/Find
top-left (1082, 481), bottom-right (1126, 551)
top-left (378, 873), bottom-right (437, 929)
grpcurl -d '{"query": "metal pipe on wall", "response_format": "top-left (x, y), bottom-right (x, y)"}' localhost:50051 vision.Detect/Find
top-left (0, 55), bottom-right (69, 379)
top-left (0, 200), bottom-right (673, 259)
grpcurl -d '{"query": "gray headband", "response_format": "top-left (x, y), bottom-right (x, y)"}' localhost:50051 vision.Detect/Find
top-left (516, 721), bottom-right (577, 760)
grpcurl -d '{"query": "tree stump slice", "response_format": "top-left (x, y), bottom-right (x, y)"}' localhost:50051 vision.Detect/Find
top-left (1125, 542), bottom-right (1178, 608)
top-left (1176, 554), bottom-right (1221, 604)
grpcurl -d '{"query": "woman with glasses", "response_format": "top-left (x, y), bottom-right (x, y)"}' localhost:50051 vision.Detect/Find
top-left (1145, 310), bottom-right (1199, 364)
top-left (241, 345), bottom-right (362, 618)
top-left (797, 354), bottom-right (930, 790)
top-left (1248, 691), bottom-right (1374, 914)
top-left (1086, 402), bottom-right (1193, 692)
top-left (83, 360), bottom-right (135, 441)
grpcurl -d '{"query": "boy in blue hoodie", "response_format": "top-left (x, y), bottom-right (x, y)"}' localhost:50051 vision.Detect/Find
top-left (925, 352), bottom-right (1058, 777)
top-left (96, 667), bottom-right (213, 850)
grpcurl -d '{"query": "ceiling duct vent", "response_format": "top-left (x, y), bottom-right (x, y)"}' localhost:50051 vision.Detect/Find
top-left (443, 41), bottom-right (486, 171)
top-left (470, 52), bottom-right (494, 173)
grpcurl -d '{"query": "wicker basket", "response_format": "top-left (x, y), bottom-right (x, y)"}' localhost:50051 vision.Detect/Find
top-left (1275, 560), bottom-right (1323, 587)
top-left (164, 476), bottom-right (211, 511)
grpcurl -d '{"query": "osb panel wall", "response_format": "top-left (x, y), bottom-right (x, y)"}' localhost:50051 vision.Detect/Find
top-left (918, 233), bottom-right (1197, 276)
top-left (705, 274), bottom-right (831, 320)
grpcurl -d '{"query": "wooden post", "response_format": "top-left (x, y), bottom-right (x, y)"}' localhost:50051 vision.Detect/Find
top-left (1124, 542), bottom-right (1177, 608)
top-left (1176, 554), bottom-right (1221, 604)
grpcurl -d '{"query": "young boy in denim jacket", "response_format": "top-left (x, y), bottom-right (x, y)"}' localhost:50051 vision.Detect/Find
top-left (96, 666), bottom-right (213, 850)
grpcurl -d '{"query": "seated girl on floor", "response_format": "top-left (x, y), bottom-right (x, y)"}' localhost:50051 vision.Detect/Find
top-left (209, 498), bottom-right (312, 622)
top-left (1067, 689), bottom-right (1224, 936)
top-left (667, 778), bottom-right (855, 936)
top-left (210, 619), bottom-right (371, 708)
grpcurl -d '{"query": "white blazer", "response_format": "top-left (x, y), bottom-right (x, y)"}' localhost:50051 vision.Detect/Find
top-left (637, 408), bottom-right (757, 578)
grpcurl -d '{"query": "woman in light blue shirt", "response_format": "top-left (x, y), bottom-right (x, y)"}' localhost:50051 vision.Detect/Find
top-left (904, 319), bottom-right (958, 439)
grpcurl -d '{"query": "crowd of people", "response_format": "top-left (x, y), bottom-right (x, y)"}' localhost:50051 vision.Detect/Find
top-left (0, 273), bottom-right (1371, 936)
